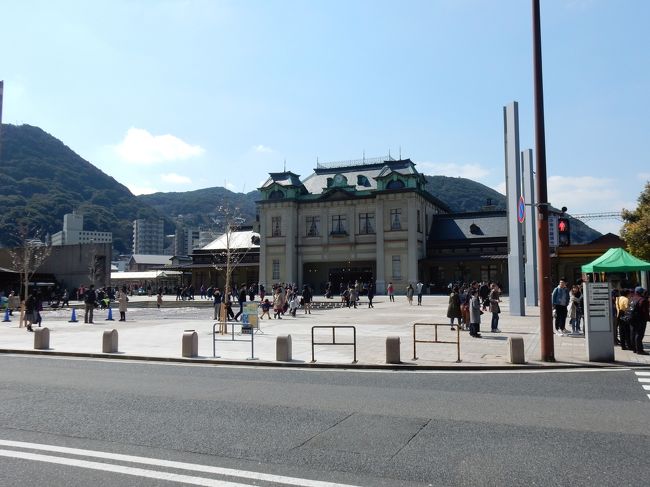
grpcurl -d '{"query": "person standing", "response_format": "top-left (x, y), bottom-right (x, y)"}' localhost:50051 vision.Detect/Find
top-left (406, 284), bottom-right (414, 305)
top-left (367, 280), bottom-right (375, 308)
top-left (468, 290), bottom-right (482, 338)
top-left (616, 289), bottom-right (631, 349)
top-left (117, 285), bottom-right (129, 321)
top-left (84, 285), bottom-right (96, 324)
top-left (156, 291), bottom-right (163, 310)
top-left (489, 283), bottom-right (501, 332)
top-left (416, 281), bottom-right (424, 306)
top-left (24, 294), bottom-right (36, 332)
top-left (302, 284), bottom-right (312, 314)
top-left (387, 282), bottom-right (395, 302)
top-left (629, 287), bottom-right (648, 355)
top-left (551, 278), bottom-right (569, 335)
top-left (447, 286), bottom-right (462, 331)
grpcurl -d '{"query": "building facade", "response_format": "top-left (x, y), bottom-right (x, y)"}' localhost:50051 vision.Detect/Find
top-left (257, 157), bottom-right (449, 294)
top-left (51, 212), bottom-right (113, 246)
top-left (132, 218), bottom-right (165, 255)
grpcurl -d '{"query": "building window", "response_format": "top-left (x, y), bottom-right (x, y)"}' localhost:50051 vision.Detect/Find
top-left (390, 209), bottom-right (402, 230)
top-left (331, 214), bottom-right (347, 235)
top-left (272, 216), bottom-right (282, 237)
top-left (358, 212), bottom-right (375, 234)
top-left (306, 216), bottom-right (320, 237)
top-left (392, 255), bottom-right (401, 279)
top-left (417, 210), bottom-right (421, 233)
top-left (272, 259), bottom-right (280, 280)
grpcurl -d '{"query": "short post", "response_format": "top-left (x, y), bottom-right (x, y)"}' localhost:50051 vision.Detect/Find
top-left (508, 336), bottom-right (526, 364)
top-left (182, 330), bottom-right (198, 358)
top-left (385, 336), bottom-right (401, 364)
top-left (276, 335), bottom-right (292, 362)
top-left (102, 329), bottom-right (118, 353)
top-left (247, 326), bottom-right (258, 360)
top-left (34, 327), bottom-right (50, 350)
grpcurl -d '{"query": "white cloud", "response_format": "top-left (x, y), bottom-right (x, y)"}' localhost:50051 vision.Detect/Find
top-left (161, 173), bottom-right (192, 184)
top-left (547, 175), bottom-right (631, 215)
top-left (417, 161), bottom-right (490, 179)
top-left (225, 181), bottom-right (237, 191)
top-left (127, 184), bottom-right (158, 195)
top-left (254, 144), bottom-right (274, 153)
top-left (494, 181), bottom-right (506, 195)
top-left (115, 128), bottom-right (205, 164)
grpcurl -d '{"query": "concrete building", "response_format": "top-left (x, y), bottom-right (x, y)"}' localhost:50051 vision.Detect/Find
top-left (51, 212), bottom-right (113, 246)
top-left (174, 227), bottom-right (219, 256)
top-left (257, 157), bottom-right (450, 294)
top-left (132, 218), bottom-right (165, 255)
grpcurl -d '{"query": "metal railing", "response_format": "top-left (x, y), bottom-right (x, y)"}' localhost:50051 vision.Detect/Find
top-left (412, 323), bottom-right (461, 363)
top-left (311, 326), bottom-right (357, 363)
top-left (212, 321), bottom-right (258, 360)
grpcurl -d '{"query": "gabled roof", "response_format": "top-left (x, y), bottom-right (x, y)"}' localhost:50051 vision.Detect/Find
top-left (429, 212), bottom-right (507, 241)
top-left (128, 255), bottom-right (173, 266)
top-left (202, 230), bottom-right (260, 251)
top-left (260, 171), bottom-right (303, 189)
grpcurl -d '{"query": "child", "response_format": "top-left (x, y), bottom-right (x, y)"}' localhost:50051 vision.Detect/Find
top-left (289, 294), bottom-right (299, 317)
top-left (260, 298), bottom-right (271, 319)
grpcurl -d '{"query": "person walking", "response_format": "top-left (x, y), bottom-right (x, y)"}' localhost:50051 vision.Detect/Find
top-left (387, 282), bottom-right (395, 302)
top-left (117, 285), bottom-right (129, 321)
top-left (234, 285), bottom-right (247, 321)
top-left (273, 287), bottom-right (284, 319)
top-left (629, 287), bottom-right (648, 355)
top-left (551, 278), bottom-right (569, 335)
top-left (24, 294), bottom-right (36, 332)
top-left (447, 286), bottom-right (462, 331)
top-left (489, 283), bottom-right (501, 332)
top-left (416, 281), bottom-right (424, 306)
top-left (302, 284), bottom-right (312, 314)
top-left (84, 285), bottom-right (96, 324)
top-left (406, 284), bottom-right (414, 305)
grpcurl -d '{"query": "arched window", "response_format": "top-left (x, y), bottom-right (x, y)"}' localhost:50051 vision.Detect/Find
top-left (269, 189), bottom-right (284, 200)
top-left (386, 179), bottom-right (405, 190)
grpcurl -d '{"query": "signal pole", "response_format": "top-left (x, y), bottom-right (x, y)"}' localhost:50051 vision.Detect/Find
top-left (532, 0), bottom-right (554, 361)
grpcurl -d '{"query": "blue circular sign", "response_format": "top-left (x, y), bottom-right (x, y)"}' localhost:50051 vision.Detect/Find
top-left (517, 196), bottom-right (526, 223)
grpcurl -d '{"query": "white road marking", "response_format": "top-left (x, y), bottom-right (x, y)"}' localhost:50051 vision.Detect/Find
top-left (0, 449), bottom-right (250, 487)
top-left (0, 439), bottom-right (360, 487)
top-left (642, 385), bottom-right (650, 391)
top-left (634, 371), bottom-right (650, 376)
top-left (637, 378), bottom-right (650, 383)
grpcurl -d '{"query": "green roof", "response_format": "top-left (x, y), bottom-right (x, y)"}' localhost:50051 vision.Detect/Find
top-left (581, 247), bottom-right (650, 273)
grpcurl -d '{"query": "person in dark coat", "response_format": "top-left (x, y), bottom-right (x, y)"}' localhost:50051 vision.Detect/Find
top-left (469, 289), bottom-right (482, 338)
top-left (447, 286), bottom-right (462, 331)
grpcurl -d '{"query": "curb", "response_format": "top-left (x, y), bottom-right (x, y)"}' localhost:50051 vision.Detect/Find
top-left (1, 348), bottom-right (648, 371)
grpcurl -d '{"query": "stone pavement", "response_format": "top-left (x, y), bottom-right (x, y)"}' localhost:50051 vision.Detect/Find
top-left (1, 295), bottom-right (649, 368)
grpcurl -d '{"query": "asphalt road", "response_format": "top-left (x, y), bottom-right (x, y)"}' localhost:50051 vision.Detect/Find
top-left (0, 355), bottom-right (649, 486)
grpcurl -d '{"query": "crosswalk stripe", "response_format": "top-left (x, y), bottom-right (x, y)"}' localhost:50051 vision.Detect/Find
top-left (634, 371), bottom-right (650, 376)
top-left (642, 385), bottom-right (650, 391)
top-left (0, 439), bottom-right (359, 487)
top-left (637, 378), bottom-right (650, 383)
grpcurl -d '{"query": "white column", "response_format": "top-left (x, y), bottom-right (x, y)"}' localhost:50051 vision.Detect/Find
top-left (258, 209), bottom-right (267, 288)
top-left (522, 149), bottom-right (539, 306)
top-left (375, 199), bottom-right (385, 293)
top-left (407, 198), bottom-right (418, 284)
top-left (284, 204), bottom-right (297, 285)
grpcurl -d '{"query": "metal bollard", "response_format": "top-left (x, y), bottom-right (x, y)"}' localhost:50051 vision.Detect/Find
top-left (102, 329), bottom-right (118, 353)
top-left (508, 336), bottom-right (526, 364)
top-left (34, 327), bottom-right (50, 350)
top-left (182, 330), bottom-right (198, 357)
top-left (276, 335), bottom-right (292, 362)
top-left (386, 336), bottom-right (401, 364)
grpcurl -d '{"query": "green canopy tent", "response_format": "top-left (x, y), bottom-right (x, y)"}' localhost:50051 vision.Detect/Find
top-left (581, 247), bottom-right (650, 273)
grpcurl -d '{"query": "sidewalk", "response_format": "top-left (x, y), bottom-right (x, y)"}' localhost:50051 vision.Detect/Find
top-left (1, 295), bottom-right (648, 368)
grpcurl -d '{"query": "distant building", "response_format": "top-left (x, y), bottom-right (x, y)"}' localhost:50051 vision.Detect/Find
top-left (132, 218), bottom-right (164, 255)
top-left (174, 227), bottom-right (220, 256)
top-left (51, 212), bottom-right (113, 246)
top-left (126, 254), bottom-right (172, 272)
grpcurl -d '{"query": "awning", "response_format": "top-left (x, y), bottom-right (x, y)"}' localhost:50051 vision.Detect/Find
top-left (581, 248), bottom-right (650, 273)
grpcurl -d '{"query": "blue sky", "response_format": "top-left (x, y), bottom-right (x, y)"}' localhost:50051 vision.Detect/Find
top-left (2, 0), bottom-right (648, 235)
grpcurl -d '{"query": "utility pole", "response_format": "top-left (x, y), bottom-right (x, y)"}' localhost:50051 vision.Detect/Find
top-left (532, 0), bottom-right (554, 361)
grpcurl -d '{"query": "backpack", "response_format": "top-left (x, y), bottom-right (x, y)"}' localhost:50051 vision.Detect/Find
top-left (621, 298), bottom-right (642, 323)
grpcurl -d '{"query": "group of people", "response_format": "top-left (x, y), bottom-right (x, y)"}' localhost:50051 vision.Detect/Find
top-left (446, 281), bottom-right (502, 338)
top-left (551, 278), bottom-right (585, 335)
top-left (614, 286), bottom-right (648, 355)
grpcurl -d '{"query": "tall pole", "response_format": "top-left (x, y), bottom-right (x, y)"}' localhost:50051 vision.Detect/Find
top-left (532, 0), bottom-right (554, 361)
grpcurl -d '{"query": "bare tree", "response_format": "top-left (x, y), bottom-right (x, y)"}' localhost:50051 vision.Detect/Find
top-left (210, 205), bottom-right (257, 333)
top-left (8, 224), bottom-right (52, 303)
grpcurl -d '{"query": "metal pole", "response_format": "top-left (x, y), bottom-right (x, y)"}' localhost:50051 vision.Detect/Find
top-left (456, 325), bottom-right (461, 363)
top-left (533, 0), bottom-right (554, 361)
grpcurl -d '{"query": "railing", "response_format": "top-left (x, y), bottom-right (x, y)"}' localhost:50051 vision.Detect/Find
top-left (412, 323), bottom-right (461, 363)
top-left (212, 321), bottom-right (257, 360)
top-left (311, 326), bottom-right (357, 363)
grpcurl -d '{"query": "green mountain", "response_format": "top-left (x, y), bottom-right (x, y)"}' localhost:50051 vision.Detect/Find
top-left (0, 123), bottom-right (601, 251)
top-left (0, 124), bottom-right (164, 253)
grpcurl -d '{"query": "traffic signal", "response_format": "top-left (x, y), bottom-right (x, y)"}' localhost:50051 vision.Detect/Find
top-left (558, 217), bottom-right (570, 246)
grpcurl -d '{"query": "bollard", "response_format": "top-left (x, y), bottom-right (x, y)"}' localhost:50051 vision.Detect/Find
top-left (276, 335), bottom-right (292, 362)
top-left (386, 336), bottom-right (401, 364)
top-left (182, 330), bottom-right (198, 358)
top-left (34, 327), bottom-right (50, 350)
top-left (102, 329), bottom-right (118, 353)
top-left (508, 336), bottom-right (526, 364)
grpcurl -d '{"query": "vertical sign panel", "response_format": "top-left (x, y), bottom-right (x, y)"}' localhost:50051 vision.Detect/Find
top-left (522, 149), bottom-right (538, 306)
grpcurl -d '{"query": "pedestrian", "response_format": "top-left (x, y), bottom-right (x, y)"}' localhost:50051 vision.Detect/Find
top-left (367, 280), bottom-right (375, 308)
top-left (117, 285), bottom-right (129, 321)
top-left (62, 289), bottom-right (69, 307)
top-left (406, 284), bottom-right (414, 305)
top-left (616, 289), bottom-right (631, 349)
top-left (84, 284), bottom-right (96, 324)
top-left (628, 287), bottom-right (648, 355)
top-left (551, 278), bottom-right (569, 335)
top-left (24, 294), bottom-right (36, 332)
top-left (567, 284), bottom-right (581, 334)
top-left (273, 287), bottom-right (284, 319)
top-left (234, 285), bottom-right (247, 321)
top-left (289, 294), bottom-right (300, 317)
top-left (212, 287), bottom-right (222, 320)
top-left (479, 282), bottom-right (490, 311)
top-left (489, 283), bottom-right (501, 332)
top-left (302, 284), bottom-right (312, 314)
top-left (469, 290), bottom-right (482, 338)
top-left (416, 281), bottom-right (424, 306)
top-left (260, 298), bottom-right (271, 319)
top-left (35, 292), bottom-right (43, 327)
top-left (387, 282), bottom-right (395, 302)
top-left (156, 291), bottom-right (163, 310)
top-left (447, 286), bottom-right (462, 331)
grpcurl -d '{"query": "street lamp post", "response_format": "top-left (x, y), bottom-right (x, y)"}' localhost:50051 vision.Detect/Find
top-left (532, 0), bottom-right (554, 361)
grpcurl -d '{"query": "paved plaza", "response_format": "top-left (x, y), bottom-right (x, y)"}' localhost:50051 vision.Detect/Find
top-left (1, 294), bottom-right (648, 368)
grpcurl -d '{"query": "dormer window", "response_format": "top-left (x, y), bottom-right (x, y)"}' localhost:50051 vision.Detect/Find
top-left (269, 189), bottom-right (284, 200)
top-left (386, 179), bottom-right (405, 190)
top-left (357, 175), bottom-right (371, 187)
